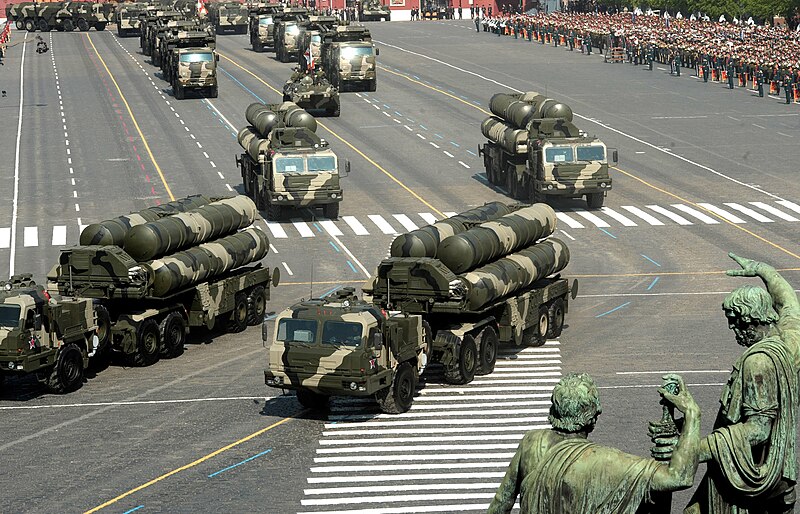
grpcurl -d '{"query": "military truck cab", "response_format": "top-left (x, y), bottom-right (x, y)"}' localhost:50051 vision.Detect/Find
top-left (172, 48), bottom-right (219, 99)
top-left (321, 28), bottom-right (379, 92)
top-left (265, 287), bottom-right (428, 413)
top-left (274, 18), bottom-right (303, 62)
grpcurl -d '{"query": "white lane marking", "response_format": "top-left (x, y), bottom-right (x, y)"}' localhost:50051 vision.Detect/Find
top-left (323, 416), bottom-right (547, 430)
top-left (571, 209), bottom-right (609, 227)
top-left (304, 483), bottom-right (500, 496)
top-left (23, 226), bottom-right (38, 247)
top-left (307, 472), bottom-right (504, 484)
top-left (776, 200), bottom-right (800, 216)
top-left (646, 205), bottom-right (693, 225)
top-left (291, 219), bottom-right (315, 237)
top-left (443, 150), bottom-right (454, 158)
top-left (459, 161), bottom-right (470, 169)
top-left (316, 443), bottom-right (518, 454)
top-left (269, 244), bottom-right (278, 254)
top-left (10, 35), bottom-right (28, 276)
top-left (299, 499), bottom-right (494, 511)
top-left (555, 212), bottom-right (584, 229)
top-left (309, 462), bottom-right (513, 474)
top-left (418, 212), bottom-right (438, 225)
top-left (599, 207), bottom-right (637, 226)
top-left (697, 203), bottom-right (746, 223)
top-left (443, 211), bottom-right (458, 217)
top-left (226, 184), bottom-right (233, 192)
top-left (282, 262), bottom-right (294, 276)
top-left (724, 203), bottom-right (773, 222)
top-left (392, 214), bottom-right (419, 232)
top-left (671, 204), bottom-right (719, 224)
top-left (404, 125), bottom-right (413, 131)
top-left (342, 216), bottom-right (369, 236)
top-left (429, 142), bottom-right (440, 149)
top-left (750, 202), bottom-right (798, 221)
top-left (264, 221), bottom-right (288, 239)
top-left (0, 228), bottom-right (10, 249)
top-left (319, 219), bottom-right (343, 236)
top-left (416, 133), bottom-right (426, 140)
top-left (559, 229), bottom-right (575, 240)
top-left (620, 205), bottom-right (664, 225)
top-left (51, 225), bottom-right (67, 246)
top-left (368, 214), bottom-right (398, 235)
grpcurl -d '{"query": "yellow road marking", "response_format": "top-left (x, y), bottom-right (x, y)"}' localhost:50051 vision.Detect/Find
top-left (218, 52), bottom-right (445, 218)
top-left (83, 415), bottom-right (298, 513)
top-left (86, 33), bottom-right (176, 202)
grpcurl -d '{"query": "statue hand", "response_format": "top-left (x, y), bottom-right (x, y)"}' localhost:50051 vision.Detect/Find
top-left (726, 252), bottom-right (761, 277)
top-left (658, 374), bottom-right (697, 415)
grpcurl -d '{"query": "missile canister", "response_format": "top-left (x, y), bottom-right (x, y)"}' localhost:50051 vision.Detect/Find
top-left (245, 101), bottom-right (317, 136)
top-left (437, 203), bottom-right (557, 274)
top-left (238, 126), bottom-right (270, 159)
top-left (459, 237), bottom-right (569, 311)
top-left (389, 202), bottom-right (514, 258)
top-left (79, 195), bottom-right (213, 246)
top-left (284, 104), bottom-right (317, 132)
top-left (481, 116), bottom-right (528, 154)
top-left (123, 195), bottom-right (258, 262)
top-left (147, 227), bottom-right (269, 297)
top-left (489, 92), bottom-right (573, 129)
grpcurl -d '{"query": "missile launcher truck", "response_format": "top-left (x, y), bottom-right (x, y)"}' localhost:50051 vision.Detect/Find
top-left (264, 202), bottom-right (574, 414)
top-left (320, 25), bottom-right (379, 92)
top-left (140, 10), bottom-right (184, 57)
top-left (116, 2), bottom-right (148, 37)
top-left (160, 28), bottom-right (218, 99)
top-left (273, 8), bottom-right (309, 62)
top-left (295, 15), bottom-right (340, 70)
top-left (0, 274), bottom-right (99, 393)
top-left (360, 0), bottom-right (391, 21)
top-left (207, 1), bottom-right (248, 34)
top-left (282, 68), bottom-right (340, 117)
top-left (479, 92), bottom-right (617, 209)
top-left (47, 195), bottom-right (279, 367)
top-left (247, 3), bottom-right (282, 52)
top-left (151, 18), bottom-right (203, 67)
top-left (10, 1), bottom-right (112, 32)
top-left (237, 102), bottom-right (347, 220)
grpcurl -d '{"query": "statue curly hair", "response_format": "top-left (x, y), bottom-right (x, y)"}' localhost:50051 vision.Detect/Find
top-left (722, 285), bottom-right (778, 325)
top-left (549, 372), bottom-right (602, 433)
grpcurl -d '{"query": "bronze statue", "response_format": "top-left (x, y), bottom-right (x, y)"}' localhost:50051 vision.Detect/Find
top-left (489, 372), bottom-right (701, 514)
top-left (685, 253), bottom-right (800, 514)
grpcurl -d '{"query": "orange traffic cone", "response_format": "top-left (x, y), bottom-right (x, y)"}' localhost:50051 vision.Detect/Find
top-left (721, 69), bottom-right (727, 81)
top-left (770, 81), bottom-right (778, 94)
top-left (794, 85), bottom-right (800, 103)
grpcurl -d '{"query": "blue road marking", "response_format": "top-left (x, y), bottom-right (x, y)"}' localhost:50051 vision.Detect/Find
top-left (219, 67), bottom-right (265, 103)
top-left (383, 104), bottom-right (391, 109)
top-left (434, 133), bottom-right (444, 139)
top-left (641, 255), bottom-right (662, 267)
top-left (329, 241), bottom-right (340, 252)
top-left (264, 313), bottom-right (277, 321)
top-left (122, 506), bottom-right (144, 514)
top-left (321, 285), bottom-right (342, 297)
top-left (596, 302), bottom-right (631, 318)
top-left (347, 261), bottom-right (357, 273)
top-left (313, 222), bottom-right (322, 232)
top-left (459, 95), bottom-right (469, 100)
top-left (450, 141), bottom-right (460, 147)
top-left (412, 75), bottom-right (420, 80)
top-left (466, 149), bottom-right (477, 156)
top-left (599, 228), bottom-right (617, 239)
top-left (394, 111), bottom-right (403, 116)
top-left (419, 124), bottom-right (428, 130)
top-left (208, 449), bottom-right (273, 478)
top-left (647, 277), bottom-right (660, 290)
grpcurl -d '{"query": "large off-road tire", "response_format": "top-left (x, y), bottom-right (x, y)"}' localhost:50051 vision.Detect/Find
top-left (587, 192), bottom-right (604, 209)
top-left (376, 362), bottom-right (417, 414)
top-left (547, 298), bottom-right (566, 339)
top-left (131, 318), bottom-right (161, 367)
top-left (253, 41), bottom-right (263, 52)
top-left (96, 22), bottom-right (106, 31)
top-left (93, 304), bottom-right (111, 350)
top-left (174, 84), bottom-right (184, 100)
top-left (77, 18), bottom-right (89, 31)
top-left (266, 202), bottom-right (282, 221)
top-left (45, 343), bottom-right (84, 393)
top-left (327, 107), bottom-right (340, 117)
top-left (522, 307), bottom-right (549, 347)
top-left (209, 85), bottom-right (218, 99)
top-left (160, 312), bottom-right (187, 358)
top-left (323, 202), bottom-right (339, 220)
top-left (246, 286), bottom-right (268, 326)
top-left (444, 334), bottom-right (477, 385)
top-left (62, 19), bottom-right (74, 32)
top-left (24, 19), bottom-right (35, 32)
top-left (226, 292), bottom-right (249, 333)
top-left (476, 326), bottom-right (498, 376)
top-left (368, 77), bottom-right (377, 92)
top-left (16, 20), bottom-right (24, 30)
top-left (38, 19), bottom-right (51, 32)
top-left (296, 388), bottom-right (329, 410)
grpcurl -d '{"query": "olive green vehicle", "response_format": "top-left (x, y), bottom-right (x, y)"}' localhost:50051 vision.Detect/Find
top-left (140, 9), bottom-right (183, 57)
top-left (207, 1), bottom-right (248, 34)
top-left (265, 202), bottom-right (575, 414)
top-left (152, 18), bottom-right (203, 67)
top-left (295, 15), bottom-right (339, 69)
top-left (360, 0), bottom-right (391, 21)
top-left (247, 2), bottom-right (282, 52)
top-left (116, 2), bottom-right (147, 37)
top-left (282, 68), bottom-right (340, 117)
top-left (273, 8), bottom-right (309, 63)
top-left (48, 196), bottom-right (278, 367)
top-left (0, 274), bottom-right (99, 394)
top-left (479, 92), bottom-right (617, 209)
top-left (237, 102), bottom-right (347, 220)
top-left (9, 1), bottom-right (111, 32)
top-left (320, 25), bottom-right (379, 92)
top-left (160, 28), bottom-right (218, 99)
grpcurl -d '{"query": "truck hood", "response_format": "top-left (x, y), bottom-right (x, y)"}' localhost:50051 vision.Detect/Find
top-left (275, 172), bottom-right (339, 193)
top-left (270, 342), bottom-right (372, 379)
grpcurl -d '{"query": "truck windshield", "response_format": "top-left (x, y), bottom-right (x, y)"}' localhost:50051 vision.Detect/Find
top-left (322, 321), bottom-right (363, 346)
top-left (259, 16), bottom-right (273, 25)
top-left (180, 52), bottom-right (214, 63)
top-left (545, 146), bottom-right (574, 163)
top-left (276, 318), bottom-right (317, 343)
top-left (275, 157), bottom-right (305, 173)
top-left (286, 24), bottom-right (299, 35)
top-left (341, 46), bottom-right (373, 59)
top-left (576, 146), bottom-right (605, 162)
top-left (311, 34), bottom-right (321, 43)
top-left (0, 305), bottom-right (21, 328)
top-left (307, 156), bottom-right (336, 172)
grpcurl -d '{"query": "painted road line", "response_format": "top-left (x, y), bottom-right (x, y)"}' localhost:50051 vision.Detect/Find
top-left (342, 216), bottom-right (369, 236)
top-left (326, 408), bottom-right (549, 422)
top-left (51, 225), bottom-right (67, 246)
top-left (10, 35), bottom-right (27, 276)
top-left (418, 212), bottom-right (438, 225)
top-left (0, 228), bottom-right (10, 249)
top-left (442, 211), bottom-right (457, 217)
top-left (299, 500), bottom-right (494, 512)
top-left (776, 200), bottom-right (800, 216)
top-left (304, 484), bottom-right (500, 496)
top-left (724, 203), bottom-right (773, 223)
top-left (646, 205), bottom-right (693, 225)
top-left (392, 214), bottom-right (419, 232)
top-left (264, 221), bottom-right (288, 239)
top-left (368, 214), bottom-right (398, 235)
top-left (23, 227), bottom-right (38, 247)
top-left (316, 443), bottom-right (518, 454)
top-left (322, 416), bottom-right (548, 430)
top-left (291, 219), bottom-right (315, 238)
top-left (310, 462), bottom-right (512, 474)
top-left (308, 472), bottom-right (505, 484)
top-left (620, 206), bottom-right (664, 225)
top-left (282, 262), bottom-right (294, 276)
top-left (319, 219), bottom-right (343, 236)
top-left (571, 210), bottom-right (610, 228)
top-left (208, 448), bottom-right (272, 478)
top-left (671, 204), bottom-right (719, 224)
top-left (749, 202), bottom-right (798, 221)
top-left (318, 435), bottom-right (522, 446)
top-left (320, 425), bottom-right (547, 438)
top-left (555, 212), bottom-right (584, 229)
top-left (313, 452), bottom-right (518, 463)
top-left (599, 207), bottom-right (637, 226)
top-left (697, 203), bottom-right (746, 223)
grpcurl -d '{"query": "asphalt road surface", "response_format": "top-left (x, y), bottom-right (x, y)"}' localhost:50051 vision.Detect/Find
top-left (1, 18), bottom-right (799, 514)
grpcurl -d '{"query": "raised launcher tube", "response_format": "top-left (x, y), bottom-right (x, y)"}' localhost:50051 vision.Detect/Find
top-left (245, 101), bottom-right (317, 136)
top-left (78, 195), bottom-right (213, 246)
top-left (481, 116), bottom-right (529, 154)
top-left (489, 92), bottom-right (574, 129)
top-left (436, 203), bottom-right (557, 274)
top-left (123, 195), bottom-right (258, 262)
top-left (389, 202), bottom-right (514, 259)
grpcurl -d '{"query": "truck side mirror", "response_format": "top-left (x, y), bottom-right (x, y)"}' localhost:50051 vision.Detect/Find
top-left (344, 160), bottom-right (351, 176)
top-left (611, 149), bottom-right (618, 164)
top-left (372, 332), bottom-right (382, 350)
top-left (375, 47), bottom-right (379, 56)
top-left (216, 54), bottom-right (220, 62)
top-left (33, 313), bottom-right (42, 331)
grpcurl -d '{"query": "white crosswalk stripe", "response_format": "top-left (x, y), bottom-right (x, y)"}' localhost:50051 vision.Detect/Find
top-left (599, 207), bottom-right (637, 226)
top-left (671, 204), bottom-right (720, 224)
top-left (572, 209), bottom-right (610, 227)
top-left (23, 227), bottom-right (38, 247)
top-left (368, 214), bottom-right (398, 235)
top-left (749, 202), bottom-right (798, 222)
top-left (724, 203), bottom-right (773, 223)
top-left (319, 219), bottom-right (343, 236)
top-left (646, 205), bottom-right (693, 225)
top-left (418, 212), bottom-right (438, 225)
top-left (0, 228), bottom-right (9, 249)
top-left (697, 203), bottom-right (746, 223)
top-left (51, 225), bottom-right (67, 246)
top-left (555, 212), bottom-right (584, 228)
top-left (264, 221), bottom-right (288, 238)
top-left (620, 205), bottom-right (664, 225)
top-left (292, 219), bottom-right (316, 238)
top-left (392, 214), bottom-right (419, 232)
top-left (776, 200), bottom-right (800, 216)
top-left (342, 216), bottom-right (369, 236)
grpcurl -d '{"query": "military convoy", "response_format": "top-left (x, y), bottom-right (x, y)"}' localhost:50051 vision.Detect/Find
top-left (116, 2), bottom-right (147, 37)
top-left (320, 25), bottom-right (378, 92)
top-left (6, 1), bottom-right (114, 32)
top-left (247, 2), bottom-right (282, 52)
top-left (273, 7), bottom-right (308, 62)
top-left (237, 102), bottom-right (347, 220)
top-left (264, 202), bottom-right (574, 413)
top-left (480, 92), bottom-right (616, 208)
top-left (282, 68), bottom-right (340, 117)
top-left (360, 0), bottom-right (391, 21)
top-left (160, 27), bottom-right (219, 99)
top-left (207, 1), bottom-right (248, 34)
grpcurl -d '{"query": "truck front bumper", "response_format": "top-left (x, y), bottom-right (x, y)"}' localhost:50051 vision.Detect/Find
top-left (0, 349), bottom-right (56, 374)
top-left (178, 78), bottom-right (217, 88)
top-left (270, 189), bottom-right (342, 207)
top-left (265, 369), bottom-right (391, 396)
top-left (536, 178), bottom-right (612, 196)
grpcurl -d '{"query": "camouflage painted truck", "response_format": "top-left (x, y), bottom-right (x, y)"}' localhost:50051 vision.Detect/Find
top-left (10, 1), bottom-right (108, 32)
top-left (115, 1), bottom-right (147, 37)
top-left (47, 195), bottom-right (279, 367)
top-left (208, 1), bottom-right (248, 34)
top-left (264, 202), bottom-right (574, 413)
top-left (140, 9), bottom-right (184, 57)
top-left (151, 18), bottom-right (203, 67)
top-left (160, 28), bottom-right (218, 99)
top-left (282, 68), bottom-right (340, 117)
top-left (295, 14), bottom-right (339, 70)
top-left (360, 0), bottom-right (391, 21)
top-left (320, 24), bottom-right (379, 92)
top-left (273, 7), bottom-right (309, 63)
top-left (479, 92), bottom-right (617, 209)
top-left (0, 274), bottom-right (99, 393)
top-left (237, 102), bottom-right (347, 220)
top-left (247, 2), bottom-right (282, 52)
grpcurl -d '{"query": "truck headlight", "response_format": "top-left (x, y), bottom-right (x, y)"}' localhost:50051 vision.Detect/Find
top-left (547, 185), bottom-right (554, 190)
top-left (7, 362), bottom-right (15, 370)
top-left (600, 182), bottom-right (607, 188)
top-left (331, 193), bottom-right (338, 199)
top-left (349, 381), bottom-right (358, 390)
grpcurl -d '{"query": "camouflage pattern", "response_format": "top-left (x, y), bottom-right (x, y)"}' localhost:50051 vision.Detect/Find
top-left (282, 69), bottom-right (340, 116)
top-left (437, 203), bottom-right (557, 274)
top-left (274, 18), bottom-right (302, 62)
top-left (140, 10), bottom-right (184, 57)
top-left (14, 2), bottom-right (72, 32)
top-left (247, 3), bottom-right (282, 51)
top-left (123, 195), bottom-right (258, 261)
top-left (208, 1), bottom-right (248, 34)
top-left (390, 201), bottom-right (514, 258)
top-left (153, 19), bottom-right (206, 67)
top-left (481, 117), bottom-right (529, 154)
top-left (116, 2), bottom-right (147, 37)
top-left (320, 25), bottom-right (377, 92)
top-left (245, 101), bottom-right (317, 135)
top-left (360, 0), bottom-right (391, 22)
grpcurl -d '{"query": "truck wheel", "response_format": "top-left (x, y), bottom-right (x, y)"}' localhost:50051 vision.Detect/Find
top-left (160, 312), bottom-right (187, 358)
top-left (226, 292), bottom-right (249, 333)
top-left (368, 78), bottom-right (377, 92)
top-left (24, 19), bottom-right (35, 32)
top-left (267, 202), bottom-right (282, 220)
top-left (93, 304), bottom-right (111, 350)
top-left (62, 19), bottom-right (74, 32)
top-left (174, 84), bottom-right (184, 100)
top-left (96, 22), bottom-right (107, 31)
top-left (77, 18), bottom-right (89, 32)
top-left (297, 388), bottom-right (329, 410)
top-left (38, 19), bottom-right (50, 32)
top-left (253, 41), bottom-right (263, 52)
top-left (323, 203), bottom-right (339, 220)
top-left (132, 319), bottom-right (161, 366)
top-left (522, 307), bottom-right (549, 347)
top-left (282, 94), bottom-right (291, 102)
top-left (210, 85), bottom-right (218, 99)
top-left (421, 320), bottom-right (433, 370)
top-left (444, 335), bottom-right (477, 385)
top-left (246, 286), bottom-right (268, 326)
top-left (547, 298), bottom-right (566, 339)
top-left (46, 343), bottom-right (84, 393)
top-left (16, 20), bottom-right (24, 30)
top-left (476, 326), bottom-right (498, 376)
top-left (328, 107), bottom-right (340, 117)
top-left (376, 362), bottom-right (417, 414)
top-left (587, 192), bottom-right (604, 209)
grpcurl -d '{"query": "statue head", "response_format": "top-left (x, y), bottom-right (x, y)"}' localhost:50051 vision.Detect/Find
top-left (722, 285), bottom-right (777, 347)
top-left (549, 373), bottom-right (602, 434)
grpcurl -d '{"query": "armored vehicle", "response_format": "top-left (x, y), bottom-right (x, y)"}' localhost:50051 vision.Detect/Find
top-left (160, 28), bottom-right (218, 99)
top-left (152, 18), bottom-right (202, 67)
top-left (274, 8), bottom-right (309, 63)
top-left (140, 10), bottom-right (183, 56)
top-left (265, 203), bottom-right (574, 413)
top-left (360, 0), bottom-right (391, 21)
top-left (247, 2), bottom-right (282, 52)
top-left (479, 92), bottom-right (617, 208)
top-left (320, 25), bottom-right (378, 92)
top-left (282, 68), bottom-right (340, 117)
top-left (11, 1), bottom-right (110, 32)
top-left (237, 102), bottom-right (347, 220)
top-left (0, 274), bottom-right (99, 393)
top-left (295, 15), bottom-right (339, 69)
top-left (116, 2), bottom-right (147, 37)
top-left (208, 1), bottom-right (247, 34)
top-left (48, 195), bottom-right (278, 367)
